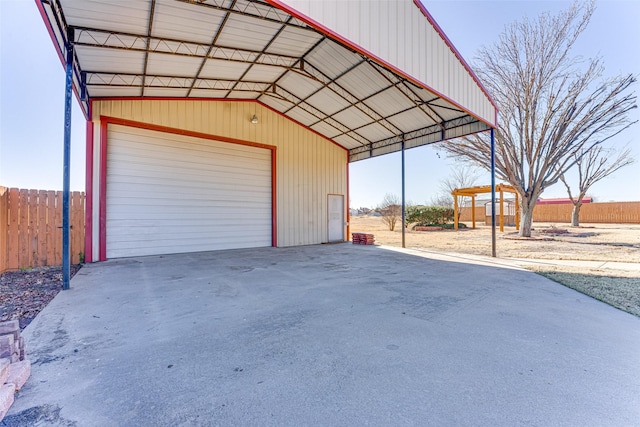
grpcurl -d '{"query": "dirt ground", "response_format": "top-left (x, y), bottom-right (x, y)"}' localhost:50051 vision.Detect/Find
top-left (349, 216), bottom-right (640, 263)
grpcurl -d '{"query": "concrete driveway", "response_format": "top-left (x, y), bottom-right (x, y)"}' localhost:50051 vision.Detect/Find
top-left (4, 244), bottom-right (640, 426)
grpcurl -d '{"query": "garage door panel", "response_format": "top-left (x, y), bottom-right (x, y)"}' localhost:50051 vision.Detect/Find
top-left (107, 217), bottom-right (272, 230)
top-left (107, 164), bottom-right (271, 186)
top-left (109, 153), bottom-right (271, 175)
top-left (108, 156), bottom-right (271, 179)
top-left (106, 124), bottom-right (272, 258)
top-left (112, 184), bottom-right (271, 202)
top-left (112, 128), bottom-right (269, 161)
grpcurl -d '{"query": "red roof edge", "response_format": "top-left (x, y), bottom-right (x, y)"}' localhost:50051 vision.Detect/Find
top-left (536, 197), bottom-right (593, 205)
top-left (265, 0), bottom-right (496, 128)
top-left (34, 0), bottom-right (90, 120)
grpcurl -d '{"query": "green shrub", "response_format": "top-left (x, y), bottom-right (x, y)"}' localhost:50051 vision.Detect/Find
top-left (406, 205), bottom-right (454, 226)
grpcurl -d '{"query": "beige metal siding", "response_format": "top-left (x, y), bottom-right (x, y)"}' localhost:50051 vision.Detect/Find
top-left (92, 99), bottom-right (348, 248)
top-left (280, 0), bottom-right (496, 125)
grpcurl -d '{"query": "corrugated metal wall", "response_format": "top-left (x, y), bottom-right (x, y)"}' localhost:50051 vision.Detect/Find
top-left (281, 0), bottom-right (496, 126)
top-left (91, 100), bottom-right (348, 251)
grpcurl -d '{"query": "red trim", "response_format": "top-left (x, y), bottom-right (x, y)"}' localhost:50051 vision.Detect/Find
top-left (100, 116), bottom-right (276, 151)
top-left (35, 1), bottom-right (90, 120)
top-left (412, 0), bottom-right (497, 111)
top-left (99, 121), bottom-right (108, 261)
top-left (92, 96), bottom-right (258, 103)
top-left (84, 121), bottom-right (94, 263)
top-left (35, 0), bottom-right (64, 64)
top-left (271, 151), bottom-right (278, 247)
top-left (346, 154), bottom-right (350, 242)
top-left (98, 116), bottom-right (279, 257)
top-left (264, 0), bottom-right (497, 127)
top-left (91, 97), bottom-right (349, 154)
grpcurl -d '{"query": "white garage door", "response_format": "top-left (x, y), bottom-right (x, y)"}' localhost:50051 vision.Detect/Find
top-left (106, 124), bottom-right (272, 258)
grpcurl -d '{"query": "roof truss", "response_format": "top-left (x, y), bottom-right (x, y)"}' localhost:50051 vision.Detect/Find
top-left (39, 0), bottom-right (492, 162)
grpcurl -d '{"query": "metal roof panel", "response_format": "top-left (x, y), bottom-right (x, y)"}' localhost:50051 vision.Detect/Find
top-left (277, 72), bottom-right (324, 100)
top-left (305, 88), bottom-right (351, 117)
top-left (226, 91), bottom-right (262, 99)
top-left (259, 94), bottom-right (294, 112)
top-left (364, 87), bottom-right (415, 118)
top-left (61, 0), bottom-right (150, 35)
top-left (333, 134), bottom-right (363, 150)
top-left (143, 87), bottom-right (189, 97)
top-left (146, 52), bottom-right (202, 77)
top-left (386, 108), bottom-right (436, 131)
top-left (306, 40), bottom-right (362, 80)
top-left (331, 107), bottom-right (374, 130)
top-left (76, 46), bottom-right (145, 74)
top-left (215, 13), bottom-right (283, 52)
top-left (188, 89), bottom-right (231, 99)
top-left (152, 1), bottom-right (226, 45)
top-left (355, 123), bottom-right (395, 142)
top-left (265, 25), bottom-right (322, 57)
top-left (88, 87), bottom-right (142, 98)
top-left (199, 59), bottom-right (250, 81)
top-left (334, 62), bottom-right (392, 100)
top-left (242, 64), bottom-right (286, 83)
top-left (286, 107), bottom-right (319, 127)
top-left (310, 121), bottom-right (342, 139)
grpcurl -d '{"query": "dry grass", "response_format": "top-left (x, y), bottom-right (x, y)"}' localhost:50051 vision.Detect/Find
top-left (350, 216), bottom-right (640, 317)
top-left (533, 267), bottom-right (640, 317)
top-left (350, 216), bottom-right (640, 262)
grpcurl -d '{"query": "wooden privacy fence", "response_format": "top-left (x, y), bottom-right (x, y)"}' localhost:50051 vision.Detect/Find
top-left (459, 201), bottom-right (640, 224)
top-left (0, 187), bottom-right (85, 274)
top-left (532, 201), bottom-right (640, 223)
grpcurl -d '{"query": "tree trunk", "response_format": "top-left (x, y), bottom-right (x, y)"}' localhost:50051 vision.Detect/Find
top-left (571, 203), bottom-right (582, 226)
top-left (519, 195), bottom-right (537, 237)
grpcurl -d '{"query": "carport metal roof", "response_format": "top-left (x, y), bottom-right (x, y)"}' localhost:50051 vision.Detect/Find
top-left (37, 0), bottom-right (496, 163)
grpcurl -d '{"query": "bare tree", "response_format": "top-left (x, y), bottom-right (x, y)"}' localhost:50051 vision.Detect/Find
top-left (560, 145), bottom-right (634, 226)
top-left (441, 1), bottom-right (637, 237)
top-left (430, 194), bottom-right (453, 208)
top-left (438, 166), bottom-right (482, 220)
top-left (357, 207), bottom-right (373, 216)
top-left (378, 193), bottom-right (401, 231)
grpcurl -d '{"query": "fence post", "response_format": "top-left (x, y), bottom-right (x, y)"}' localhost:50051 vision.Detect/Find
top-left (0, 187), bottom-right (7, 274)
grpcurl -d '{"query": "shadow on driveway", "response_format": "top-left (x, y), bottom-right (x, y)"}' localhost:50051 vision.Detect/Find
top-left (4, 244), bottom-right (640, 426)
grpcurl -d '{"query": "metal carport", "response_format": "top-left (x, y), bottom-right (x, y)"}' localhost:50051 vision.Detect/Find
top-left (35, 0), bottom-right (499, 288)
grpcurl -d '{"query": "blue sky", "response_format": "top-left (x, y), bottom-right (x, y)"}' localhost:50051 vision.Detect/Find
top-left (1, 0), bottom-right (638, 207)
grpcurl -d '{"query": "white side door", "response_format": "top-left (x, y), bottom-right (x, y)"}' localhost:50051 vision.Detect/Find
top-left (327, 194), bottom-right (344, 242)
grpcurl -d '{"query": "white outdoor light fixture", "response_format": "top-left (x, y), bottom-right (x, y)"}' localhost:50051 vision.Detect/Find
top-left (251, 114), bottom-right (259, 124)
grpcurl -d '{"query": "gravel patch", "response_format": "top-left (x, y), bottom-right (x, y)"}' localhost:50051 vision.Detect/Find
top-left (0, 265), bottom-right (82, 330)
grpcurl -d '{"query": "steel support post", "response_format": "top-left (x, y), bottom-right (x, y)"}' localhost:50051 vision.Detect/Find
top-left (62, 30), bottom-right (74, 290)
top-left (490, 128), bottom-right (496, 257)
top-left (401, 138), bottom-right (406, 249)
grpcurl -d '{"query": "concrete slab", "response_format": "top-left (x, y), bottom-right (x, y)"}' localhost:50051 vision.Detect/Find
top-left (4, 244), bottom-right (640, 426)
